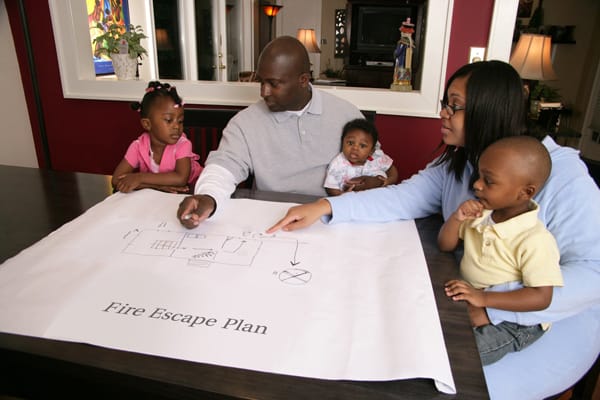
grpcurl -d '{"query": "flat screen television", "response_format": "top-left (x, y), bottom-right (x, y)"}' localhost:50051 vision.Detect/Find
top-left (351, 4), bottom-right (421, 62)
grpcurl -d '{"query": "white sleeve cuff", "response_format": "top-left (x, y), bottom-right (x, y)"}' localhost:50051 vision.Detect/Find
top-left (193, 164), bottom-right (237, 217)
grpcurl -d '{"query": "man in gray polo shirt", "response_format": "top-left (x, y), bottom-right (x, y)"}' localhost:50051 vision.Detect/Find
top-left (178, 36), bottom-right (369, 227)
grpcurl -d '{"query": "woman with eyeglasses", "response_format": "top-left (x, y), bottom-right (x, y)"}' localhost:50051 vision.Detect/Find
top-left (268, 60), bottom-right (600, 399)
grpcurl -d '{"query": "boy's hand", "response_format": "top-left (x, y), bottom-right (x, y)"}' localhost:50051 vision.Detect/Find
top-left (444, 279), bottom-right (486, 307)
top-left (454, 199), bottom-right (484, 221)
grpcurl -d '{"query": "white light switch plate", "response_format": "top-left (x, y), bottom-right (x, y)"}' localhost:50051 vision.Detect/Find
top-left (469, 47), bottom-right (486, 63)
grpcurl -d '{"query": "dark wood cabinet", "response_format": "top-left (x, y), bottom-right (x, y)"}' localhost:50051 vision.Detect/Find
top-left (343, 65), bottom-right (393, 88)
top-left (343, 0), bottom-right (425, 90)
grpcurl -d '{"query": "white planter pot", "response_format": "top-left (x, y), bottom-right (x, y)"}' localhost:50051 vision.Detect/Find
top-left (111, 54), bottom-right (138, 80)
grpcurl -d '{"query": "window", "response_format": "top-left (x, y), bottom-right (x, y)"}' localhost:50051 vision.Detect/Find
top-left (48, 0), bottom-right (516, 117)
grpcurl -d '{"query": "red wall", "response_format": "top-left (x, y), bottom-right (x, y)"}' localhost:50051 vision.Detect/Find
top-left (6, 0), bottom-right (493, 180)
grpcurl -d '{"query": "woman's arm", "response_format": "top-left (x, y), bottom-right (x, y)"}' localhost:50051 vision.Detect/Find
top-left (266, 198), bottom-right (333, 233)
top-left (328, 159), bottom-right (449, 224)
top-left (325, 187), bottom-right (344, 196)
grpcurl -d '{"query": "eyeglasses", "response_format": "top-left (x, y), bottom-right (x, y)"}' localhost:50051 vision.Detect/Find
top-left (440, 100), bottom-right (466, 116)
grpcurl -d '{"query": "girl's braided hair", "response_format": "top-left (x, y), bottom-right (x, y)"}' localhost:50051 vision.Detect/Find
top-left (130, 81), bottom-right (184, 117)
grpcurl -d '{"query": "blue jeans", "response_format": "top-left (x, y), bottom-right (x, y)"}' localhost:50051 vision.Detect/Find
top-left (474, 321), bottom-right (545, 366)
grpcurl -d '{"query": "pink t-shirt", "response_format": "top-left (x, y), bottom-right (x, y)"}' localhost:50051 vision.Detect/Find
top-left (124, 132), bottom-right (202, 185)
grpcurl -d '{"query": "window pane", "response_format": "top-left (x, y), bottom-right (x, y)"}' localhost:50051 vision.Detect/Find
top-left (195, 0), bottom-right (216, 81)
top-left (153, 0), bottom-right (183, 79)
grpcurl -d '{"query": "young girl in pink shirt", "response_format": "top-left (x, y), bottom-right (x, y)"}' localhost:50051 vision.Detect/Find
top-left (112, 81), bottom-right (202, 193)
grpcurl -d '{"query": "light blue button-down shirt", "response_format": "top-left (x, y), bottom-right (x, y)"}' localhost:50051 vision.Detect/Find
top-left (327, 136), bottom-right (600, 399)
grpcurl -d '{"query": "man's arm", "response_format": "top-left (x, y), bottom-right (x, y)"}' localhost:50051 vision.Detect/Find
top-left (385, 165), bottom-right (399, 186)
top-left (177, 164), bottom-right (237, 228)
top-left (177, 194), bottom-right (216, 227)
top-left (343, 175), bottom-right (384, 191)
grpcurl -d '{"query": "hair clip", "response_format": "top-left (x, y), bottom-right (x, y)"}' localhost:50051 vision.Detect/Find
top-left (145, 87), bottom-right (155, 93)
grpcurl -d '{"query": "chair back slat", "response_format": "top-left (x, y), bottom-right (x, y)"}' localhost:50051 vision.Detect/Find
top-left (184, 108), bottom-right (240, 165)
top-left (184, 108), bottom-right (255, 188)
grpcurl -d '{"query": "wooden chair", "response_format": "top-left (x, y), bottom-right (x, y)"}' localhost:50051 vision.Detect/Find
top-left (183, 108), bottom-right (240, 165)
top-left (184, 107), bottom-right (256, 188)
top-left (184, 108), bottom-right (375, 162)
top-left (362, 110), bottom-right (376, 123)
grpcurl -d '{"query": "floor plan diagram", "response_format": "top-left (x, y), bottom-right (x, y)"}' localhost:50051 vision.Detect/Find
top-left (122, 228), bottom-right (305, 272)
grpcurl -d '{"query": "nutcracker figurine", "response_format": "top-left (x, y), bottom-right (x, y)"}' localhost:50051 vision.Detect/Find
top-left (391, 18), bottom-right (415, 91)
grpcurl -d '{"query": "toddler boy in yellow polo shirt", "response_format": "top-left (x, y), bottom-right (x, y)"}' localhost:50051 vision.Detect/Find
top-left (438, 136), bottom-right (563, 366)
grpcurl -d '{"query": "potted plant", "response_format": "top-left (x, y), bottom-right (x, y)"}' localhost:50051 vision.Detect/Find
top-left (529, 83), bottom-right (561, 116)
top-left (530, 83), bottom-right (561, 102)
top-left (93, 23), bottom-right (148, 80)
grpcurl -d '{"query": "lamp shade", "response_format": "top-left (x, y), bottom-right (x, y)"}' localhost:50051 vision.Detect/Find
top-left (510, 34), bottom-right (557, 81)
top-left (262, 5), bottom-right (282, 17)
top-left (296, 29), bottom-right (321, 53)
top-left (155, 28), bottom-right (173, 51)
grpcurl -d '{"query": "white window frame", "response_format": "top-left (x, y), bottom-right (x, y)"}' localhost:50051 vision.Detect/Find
top-left (47, 0), bottom-right (517, 117)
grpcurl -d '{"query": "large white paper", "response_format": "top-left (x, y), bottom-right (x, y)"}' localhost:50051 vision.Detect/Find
top-left (0, 190), bottom-right (455, 393)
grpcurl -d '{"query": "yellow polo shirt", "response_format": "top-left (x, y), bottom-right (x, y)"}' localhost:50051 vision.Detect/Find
top-left (459, 201), bottom-right (563, 290)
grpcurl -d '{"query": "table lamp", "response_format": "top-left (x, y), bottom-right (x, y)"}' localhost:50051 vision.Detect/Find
top-left (297, 28), bottom-right (321, 79)
top-left (155, 28), bottom-right (173, 51)
top-left (509, 33), bottom-right (557, 114)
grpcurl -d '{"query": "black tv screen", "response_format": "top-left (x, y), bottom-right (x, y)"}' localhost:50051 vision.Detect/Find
top-left (356, 6), bottom-right (415, 53)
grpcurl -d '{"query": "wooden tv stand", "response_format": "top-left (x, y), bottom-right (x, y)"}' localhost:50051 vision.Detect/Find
top-left (343, 65), bottom-right (394, 89)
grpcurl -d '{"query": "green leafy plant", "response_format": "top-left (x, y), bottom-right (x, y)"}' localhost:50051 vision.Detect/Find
top-left (323, 68), bottom-right (343, 79)
top-left (530, 83), bottom-right (561, 101)
top-left (93, 23), bottom-right (148, 59)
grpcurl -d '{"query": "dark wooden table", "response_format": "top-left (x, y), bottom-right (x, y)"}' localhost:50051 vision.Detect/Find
top-left (0, 165), bottom-right (489, 399)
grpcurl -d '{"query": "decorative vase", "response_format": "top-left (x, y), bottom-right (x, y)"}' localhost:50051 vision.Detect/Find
top-left (111, 54), bottom-right (138, 80)
top-left (530, 99), bottom-right (541, 117)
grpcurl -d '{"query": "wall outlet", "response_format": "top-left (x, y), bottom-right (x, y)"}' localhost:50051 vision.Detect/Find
top-left (469, 47), bottom-right (486, 63)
